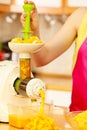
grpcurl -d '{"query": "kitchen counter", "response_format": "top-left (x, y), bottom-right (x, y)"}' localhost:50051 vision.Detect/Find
top-left (0, 107), bottom-right (74, 130)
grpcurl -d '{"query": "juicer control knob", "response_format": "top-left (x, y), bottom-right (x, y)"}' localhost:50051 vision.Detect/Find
top-left (26, 78), bottom-right (45, 99)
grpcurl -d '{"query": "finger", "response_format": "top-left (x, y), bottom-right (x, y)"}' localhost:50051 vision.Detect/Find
top-left (22, 12), bottom-right (26, 18)
top-left (20, 13), bottom-right (26, 23)
top-left (24, 1), bottom-right (36, 8)
top-left (20, 16), bottom-right (25, 27)
top-left (24, 0), bottom-right (28, 4)
top-left (24, 0), bottom-right (35, 5)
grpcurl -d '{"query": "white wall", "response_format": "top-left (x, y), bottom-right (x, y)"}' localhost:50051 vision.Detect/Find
top-left (45, 90), bottom-right (71, 107)
top-left (33, 15), bottom-right (74, 75)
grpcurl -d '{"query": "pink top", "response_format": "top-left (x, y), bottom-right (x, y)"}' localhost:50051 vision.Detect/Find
top-left (70, 38), bottom-right (87, 111)
top-left (69, 10), bottom-right (87, 111)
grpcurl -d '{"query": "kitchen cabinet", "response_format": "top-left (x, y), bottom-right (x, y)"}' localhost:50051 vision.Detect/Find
top-left (0, 0), bottom-right (64, 14)
top-left (0, 0), bottom-right (12, 12)
top-left (64, 0), bottom-right (87, 14)
top-left (28, 0), bottom-right (64, 14)
top-left (0, 0), bottom-right (11, 4)
top-left (15, 0), bottom-right (61, 7)
top-left (68, 0), bottom-right (87, 7)
top-left (0, 0), bottom-right (86, 14)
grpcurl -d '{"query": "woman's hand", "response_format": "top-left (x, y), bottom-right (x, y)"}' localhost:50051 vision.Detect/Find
top-left (20, 0), bottom-right (40, 37)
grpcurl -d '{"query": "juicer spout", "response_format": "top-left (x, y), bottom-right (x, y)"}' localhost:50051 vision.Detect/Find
top-left (13, 77), bottom-right (45, 100)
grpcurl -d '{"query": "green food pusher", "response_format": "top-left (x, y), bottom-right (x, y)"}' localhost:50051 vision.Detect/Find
top-left (22, 4), bottom-right (34, 40)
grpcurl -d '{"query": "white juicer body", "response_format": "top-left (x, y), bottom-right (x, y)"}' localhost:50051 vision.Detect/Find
top-left (0, 60), bottom-right (30, 122)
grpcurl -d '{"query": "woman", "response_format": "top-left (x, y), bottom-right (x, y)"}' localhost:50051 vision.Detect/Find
top-left (21, 0), bottom-right (87, 111)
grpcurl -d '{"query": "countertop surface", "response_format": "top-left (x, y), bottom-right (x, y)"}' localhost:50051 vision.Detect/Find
top-left (0, 107), bottom-right (74, 130)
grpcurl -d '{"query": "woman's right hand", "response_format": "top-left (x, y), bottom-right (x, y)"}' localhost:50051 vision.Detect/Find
top-left (20, 0), bottom-right (40, 37)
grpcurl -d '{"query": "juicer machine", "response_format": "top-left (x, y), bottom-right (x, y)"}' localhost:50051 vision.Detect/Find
top-left (0, 4), bottom-right (45, 122)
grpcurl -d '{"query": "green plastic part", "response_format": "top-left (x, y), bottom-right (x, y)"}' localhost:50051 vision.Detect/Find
top-left (23, 4), bottom-right (34, 40)
top-left (13, 78), bottom-right (21, 94)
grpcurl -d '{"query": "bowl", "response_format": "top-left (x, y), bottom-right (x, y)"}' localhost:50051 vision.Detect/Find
top-left (8, 103), bottom-right (62, 129)
top-left (8, 42), bottom-right (44, 53)
top-left (8, 102), bottom-right (45, 129)
top-left (65, 110), bottom-right (87, 130)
